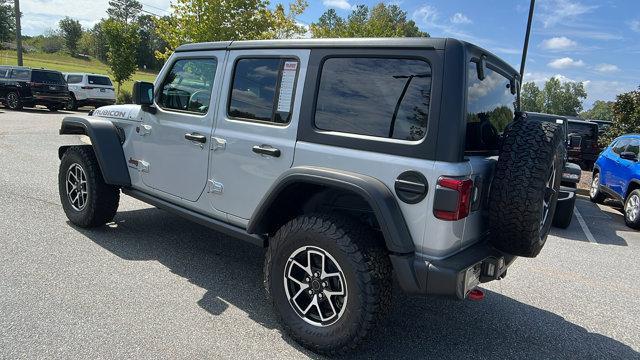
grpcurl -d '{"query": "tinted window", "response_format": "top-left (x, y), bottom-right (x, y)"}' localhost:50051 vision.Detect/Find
top-left (627, 139), bottom-right (640, 156)
top-left (0, 68), bottom-right (8, 79)
top-left (314, 58), bottom-right (431, 141)
top-left (88, 75), bottom-right (112, 86)
top-left (158, 58), bottom-right (217, 114)
top-left (31, 70), bottom-right (65, 84)
top-left (467, 61), bottom-right (516, 134)
top-left (568, 122), bottom-right (597, 139)
top-left (10, 69), bottom-right (30, 81)
top-left (66, 75), bottom-right (83, 84)
top-left (613, 139), bottom-right (630, 154)
top-left (229, 58), bottom-right (298, 124)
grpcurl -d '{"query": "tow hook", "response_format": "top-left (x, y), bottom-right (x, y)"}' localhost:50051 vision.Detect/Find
top-left (467, 288), bottom-right (485, 301)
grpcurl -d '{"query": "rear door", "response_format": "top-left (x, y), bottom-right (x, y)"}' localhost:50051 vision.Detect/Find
top-left (208, 49), bottom-right (309, 220)
top-left (136, 52), bottom-right (224, 201)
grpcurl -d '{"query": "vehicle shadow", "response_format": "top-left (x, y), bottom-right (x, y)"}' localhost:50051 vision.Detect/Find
top-left (73, 208), bottom-right (638, 359)
top-left (550, 198), bottom-right (628, 246)
top-left (0, 106), bottom-right (75, 115)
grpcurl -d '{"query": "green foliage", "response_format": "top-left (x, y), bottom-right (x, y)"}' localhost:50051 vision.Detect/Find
top-left (0, 0), bottom-right (14, 42)
top-left (601, 87), bottom-right (640, 145)
top-left (107, 0), bottom-right (142, 24)
top-left (58, 17), bottom-right (83, 55)
top-left (154, 0), bottom-right (307, 60)
top-left (102, 19), bottom-right (140, 95)
top-left (310, 3), bottom-right (428, 38)
top-left (116, 88), bottom-right (133, 104)
top-left (136, 15), bottom-right (167, 71)
top-left (581, 100), bottom-right (614, 121)
top-left (41, 30), bottom-right (65, 53)
top-left (520, 77), bottom-right (587, 116)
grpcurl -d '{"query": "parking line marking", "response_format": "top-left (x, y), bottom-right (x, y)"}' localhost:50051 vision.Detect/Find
top-left (574, 207), bottom-right (597, 244)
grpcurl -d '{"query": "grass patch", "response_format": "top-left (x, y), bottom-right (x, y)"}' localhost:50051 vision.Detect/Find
top-left (0, 50), bottom-right (158, 93)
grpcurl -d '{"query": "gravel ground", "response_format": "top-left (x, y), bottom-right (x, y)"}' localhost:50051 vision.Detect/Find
top-left (1, 107), bottom-right (639, 359)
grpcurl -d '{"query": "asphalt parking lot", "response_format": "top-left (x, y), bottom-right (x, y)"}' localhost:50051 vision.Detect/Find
top-left (1, 108), bottom-right (639, 359)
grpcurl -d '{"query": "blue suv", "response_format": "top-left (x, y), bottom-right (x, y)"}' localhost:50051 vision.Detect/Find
top-left (590, 134), bottom-right (640, 228)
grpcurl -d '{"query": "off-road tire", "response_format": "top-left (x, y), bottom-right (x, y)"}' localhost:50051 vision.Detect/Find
top-left (488, 119), bottom-right (565, 257)
top-left (552, 195), bottom-right (575, 229)
top-left (589, 171), bottom-right (607, 204)
top-left (5, 91), bottom-right (23, 110)
top-left (264, 213), bottom-right (392, 355)
top-left (58, 146), bottom-right (120, 227)
top-left (624, 189), bottom-right (640, 229)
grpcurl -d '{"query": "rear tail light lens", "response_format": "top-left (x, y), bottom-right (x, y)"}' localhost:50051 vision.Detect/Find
top-left (434, 177), bottom-right (473, 221)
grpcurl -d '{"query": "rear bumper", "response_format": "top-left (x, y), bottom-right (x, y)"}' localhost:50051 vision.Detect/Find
top-left (390, 242), bottom-right (516, 299)
top-left (25, 93), bottom-right (69, 106)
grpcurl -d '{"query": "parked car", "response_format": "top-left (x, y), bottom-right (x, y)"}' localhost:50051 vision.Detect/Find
top-left (57, 38), bottom-right (565, 354)
top-left (525, 112), bottom-right (581, 228)
top-left (63, 73), bottom-right (116, 110)
top-left (567, 119), bottom-right (600, 170)
top-left (0, 66), bottom-right (69, 111)
top-left (588, 119), bottom-right (613, 136)
top-left (591, 134), bottom-right (640, 228)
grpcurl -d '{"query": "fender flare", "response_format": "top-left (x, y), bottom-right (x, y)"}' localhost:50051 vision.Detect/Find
top-left (59, 116), bottom-right (131, 187)
top-left (247, 166), bottom-right (415, 254)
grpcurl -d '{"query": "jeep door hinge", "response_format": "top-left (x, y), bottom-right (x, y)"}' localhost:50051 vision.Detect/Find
top-left (211, 137), bottom-right (226, 151)
top-left (207, 179), bottom-right (223, 194)
top-left (136, 124), bottom-right (152, 136)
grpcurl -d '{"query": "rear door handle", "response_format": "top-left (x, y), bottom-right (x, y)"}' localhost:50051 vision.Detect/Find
top-left (252, 144), bottom-right (281, 157)
top-left (185, 133), bottom-right (207, 143)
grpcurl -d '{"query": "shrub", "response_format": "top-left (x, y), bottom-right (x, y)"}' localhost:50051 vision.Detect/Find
top-left (116, 88), bottom-right (132, 104)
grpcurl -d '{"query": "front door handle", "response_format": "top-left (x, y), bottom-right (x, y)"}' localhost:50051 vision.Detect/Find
top-left (252, 144), bottom-right (281, 157)
top-left (185, 133), bottom-right (207, 143)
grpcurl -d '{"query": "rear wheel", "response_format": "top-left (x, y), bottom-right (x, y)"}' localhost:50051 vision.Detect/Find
top-left (589, 172), bottom-right (607, 203)
top-left (5, 91), bottom-right (23, 110)
top-left (264, 214), bottom-right (391, 355)
top-left (58, 146), bottom-right (120, 227)
top-left (624, 189), bottom-right (640, 229)
top-left (66, 94), bottom-right (78, 111)
top-left (552, 195), bottom-right (575, 229)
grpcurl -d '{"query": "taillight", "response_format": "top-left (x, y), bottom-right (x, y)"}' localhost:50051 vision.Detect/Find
top-left (434, 177), bottom-right (473, 221)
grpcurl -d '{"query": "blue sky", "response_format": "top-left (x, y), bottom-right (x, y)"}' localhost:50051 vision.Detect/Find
top-left (19, 0), bottom-right (640, 109)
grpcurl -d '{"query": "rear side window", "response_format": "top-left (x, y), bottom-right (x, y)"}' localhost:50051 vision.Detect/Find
top-left (88, 75), bottom-right (112, 86)
top-left (314, 57), bottom-right (431, 141)
top-left (66, 75), bottom-right (83, 84)
top-left (228, 58), bottom-right (299, 124)
top-left (158, 58), bottom-right (217, 114)
top-left (31, 70), bottom-right (65, 84)
top-left (10, 69), bottom-right (30, 80)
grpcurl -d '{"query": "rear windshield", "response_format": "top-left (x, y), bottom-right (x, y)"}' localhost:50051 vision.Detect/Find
top-left (88, 75), bottom-right (112, 86)
top-left (568, 122), bottom-right (597, 139)
top-left (465, 60), bottom-right (517, 151)
top-left (66, 75), bottom-right (83, 84)
top-left (31, 70), bottom-right (65, 84)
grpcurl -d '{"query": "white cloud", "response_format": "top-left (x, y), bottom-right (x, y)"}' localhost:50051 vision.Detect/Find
top-left (594, 64), bottom-right (620, 73)
top-left (540, 36), bottom-right (577, 50)
top-left (548, 57), bottom-right (585, 69)
top-left (540, 0), bottom-right (596, 28)
top-left (630, 20), bottom-right (640, 32)
top-left (413, 5), bottom-right (438, 27)
top-left (322, 0), bottom-right (353, 11)
top-left (450, 13), bottom-right (472, 25)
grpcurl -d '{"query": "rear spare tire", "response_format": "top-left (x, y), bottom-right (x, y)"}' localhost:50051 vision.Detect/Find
top-left (488, 119), bottom-right (565, 257)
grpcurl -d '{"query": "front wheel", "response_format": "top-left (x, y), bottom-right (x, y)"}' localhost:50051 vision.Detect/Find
top-left (5, 91), bottom-right (23, 110)
top-left (589, 172), bottom-right (607, 203)
top-left (264, 214), bottom-right (391, 355)
top-left (58, 146), bottom-right (120, 227)
top-left (624, 190), bottom-right (640, 229)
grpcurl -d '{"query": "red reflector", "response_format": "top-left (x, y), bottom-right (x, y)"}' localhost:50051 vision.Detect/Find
top-left (434, 177), bottom-right (473, 221)
top-left (468, 289), bottom-right (484, 301)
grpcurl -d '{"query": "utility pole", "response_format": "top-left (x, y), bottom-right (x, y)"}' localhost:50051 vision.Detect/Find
top-left (14, 0), bottom-right (23, 66)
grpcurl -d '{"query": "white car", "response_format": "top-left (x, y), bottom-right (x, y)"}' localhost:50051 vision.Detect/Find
top-left (63, 73), bottom-right (116, 110)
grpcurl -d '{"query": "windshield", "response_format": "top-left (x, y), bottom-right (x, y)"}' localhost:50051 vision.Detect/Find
top-left (568, 122), bottom-right (597, 139)
top-left (31, 70), bottom-right (65, 84)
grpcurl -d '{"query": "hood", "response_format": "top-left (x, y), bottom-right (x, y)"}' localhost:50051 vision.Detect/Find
top-left (91, 104), bottom-right (143, 121)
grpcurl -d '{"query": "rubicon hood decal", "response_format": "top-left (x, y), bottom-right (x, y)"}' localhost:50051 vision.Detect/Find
top-left (92, 104), bottom-right (142, 120)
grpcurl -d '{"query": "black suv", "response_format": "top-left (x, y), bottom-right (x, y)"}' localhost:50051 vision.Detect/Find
top-left (0, 66), bottom-right (69, 111)
top-left (567, 119), bottom-right (600, 170)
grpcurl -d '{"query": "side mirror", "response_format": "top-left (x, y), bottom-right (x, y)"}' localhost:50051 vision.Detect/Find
top-left (132, 81), bottom-right (154, 106)
top-left (620, 151), bottom-right (638, 161)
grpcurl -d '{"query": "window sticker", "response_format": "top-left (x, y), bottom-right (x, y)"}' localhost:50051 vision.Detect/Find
top-left (277, 61), bottom-right (298, 113)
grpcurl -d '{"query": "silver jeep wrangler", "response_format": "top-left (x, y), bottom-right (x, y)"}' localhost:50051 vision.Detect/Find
top-left (57, 38), bottom-right (565, 354)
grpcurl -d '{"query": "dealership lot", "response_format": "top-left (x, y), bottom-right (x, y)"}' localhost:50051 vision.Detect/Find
top-left (1, 108), bottom-right (639, 359)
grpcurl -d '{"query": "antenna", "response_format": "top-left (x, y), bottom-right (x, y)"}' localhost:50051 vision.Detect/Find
top-left (519, 0), bottom-right (535, 86)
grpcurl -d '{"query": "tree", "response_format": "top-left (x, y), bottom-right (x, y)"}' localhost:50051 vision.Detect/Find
top-left (102, 19), bottom-right (140, 95)
top-left (581, 100), bottom-right (614, 121)
top-left (58, 17), bottom-right (83, 55)
top-left (107, 0), bottom-right (142, 24)
top-left (601, 87), bottom-right (640, 145)
top-left (0, 0), bottom-right (14, 42)
top-left (41, 30), bottom-right (64, 53)
top-left (136, 14), bottom-right (167, 71)
top-left (154, 0), bottom-right (307, 60)
top-left (310, 3), bottom-right (428, 38)
top-left (520, 77), bottom-right (587, 116)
